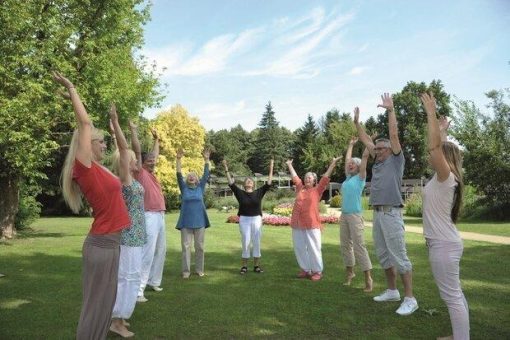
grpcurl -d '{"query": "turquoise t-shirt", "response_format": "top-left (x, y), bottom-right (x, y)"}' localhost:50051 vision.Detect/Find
top-left (341, 174), bottom-right (366, 214)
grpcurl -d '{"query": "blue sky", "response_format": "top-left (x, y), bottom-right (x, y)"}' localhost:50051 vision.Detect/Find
top-left (141, 0), bottom-right (510, 131)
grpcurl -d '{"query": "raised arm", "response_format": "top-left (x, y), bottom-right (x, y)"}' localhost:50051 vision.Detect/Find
top-left (359, 147), bottom-right (370, 180)
top-left (110, 104), bottom-right (132, 185)
top-left (438, 116), bottom-right (450, 142)
top-left (354, 107), bottom-right (375, 157)
top-left (109, 120), bottom-right (118, 151)
top-left (176, 148), bottom-right (183, 174)
top-left (421, 93), bottom-right (450, 182)
top-left (267, 159), bottom-right (274, 185)
top-left (286, 159), bottom-right (297, 178)
top-left (344, 136), bottom-right (357, 175)
top-left (323, 156), bottom-right (342, 178)
top-left (52, 72), bottom-right (92, 166)
top-left (222, 159), bottom-right (234, 185)
top-left (200, 149), bottom-right (210, 189)
top-left (129, 121), bottom-right (142, 171)
top-left (150, 128), bottom-right (159, 159)
top-left (378, 93), bottom-right (401, 154)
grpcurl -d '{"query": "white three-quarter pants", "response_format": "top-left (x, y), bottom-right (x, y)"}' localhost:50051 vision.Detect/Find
top-left (112, 245), bottom-right (142, 319)
top-left (239, 215), bottom-right (262, 258)
top-left (139, 211), bottom-right (166, 296)
top-left (292, 228), bottom-right (323, 273)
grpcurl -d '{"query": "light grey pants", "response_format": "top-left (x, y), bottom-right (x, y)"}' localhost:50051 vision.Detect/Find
top-left (340, 213), bottom-right (372, 272)
top-left (181, 227), bottom-right (205, 275)
top-left (239, 215), bottom-right (262, 258)
top-left (372, 208), bottom-right (412, 274)
top-left (428, 238), bottom-right (470, 340)
top-left (77, 233), bottom-right (120, 340)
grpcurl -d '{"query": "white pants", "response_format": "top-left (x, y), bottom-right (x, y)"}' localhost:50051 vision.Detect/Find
top-left (428, 238), bottom-right (470, 340)
top-left (292, 228), bottom-right (323, 273)
top-left (139, 211), bottom-right (166, 296)
top-left (112, 246), bottom-right (142, 319)
top-left (239, 215), bottom-right (262, 258)
top-left (181, 228), bottom-right (205, 274)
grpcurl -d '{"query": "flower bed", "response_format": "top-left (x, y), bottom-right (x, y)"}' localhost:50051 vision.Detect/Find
top-left (226, 214), bottom-right (339, 226)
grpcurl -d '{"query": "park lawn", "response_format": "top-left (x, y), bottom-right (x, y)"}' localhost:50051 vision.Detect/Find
top-left (0, 211), bottom-right (509, 339)
top-left (361, 210), bottom-right (510, 237)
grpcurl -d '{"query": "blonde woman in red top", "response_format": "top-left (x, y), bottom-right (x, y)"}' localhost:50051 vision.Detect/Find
top-left (286, 157), bottom-right (341, 281)
top-left (53, 72), bottom-right (130, 340)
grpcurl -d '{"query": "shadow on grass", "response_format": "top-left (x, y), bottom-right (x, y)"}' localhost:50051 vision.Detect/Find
top-left (1, 227), bottom-right (509, 339)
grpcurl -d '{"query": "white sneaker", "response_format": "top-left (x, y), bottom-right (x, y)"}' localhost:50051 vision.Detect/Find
top-left (148, 285), bottom-right (163, 292)
top-left (396, 297), bottom-right (418, 316)
top-left (373, 289), bottom-right (401, 302)
top-left (136, 295), bottom-right (148, 303)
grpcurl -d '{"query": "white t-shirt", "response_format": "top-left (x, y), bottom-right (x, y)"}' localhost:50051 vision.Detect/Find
top-left (422, 172), bottom-right (461, 242)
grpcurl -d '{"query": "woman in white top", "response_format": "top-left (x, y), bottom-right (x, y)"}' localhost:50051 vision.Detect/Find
top-left (421, 92), bottom-right (469, 340)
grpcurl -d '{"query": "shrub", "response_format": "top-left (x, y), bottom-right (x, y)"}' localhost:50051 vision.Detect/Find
top-left (405, 192), bottom-right (422, 217)
top-left (212, 196), bottom-right (239, 210)
top-left (329, 195), bottom-right (342, 208)
top-left (15, 194), bottom-right (42, 230)
top-left (164, 191), bottom-right (181, 210)
top-left (272, 202), bottom-right (293, 216)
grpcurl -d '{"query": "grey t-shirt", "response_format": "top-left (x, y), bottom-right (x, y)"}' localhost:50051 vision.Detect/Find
top-left (369, 151), bottom-right (404, 206)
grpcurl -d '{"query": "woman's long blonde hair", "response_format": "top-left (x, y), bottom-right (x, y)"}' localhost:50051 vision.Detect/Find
top-left (442, 141), bottom-right (464, 223)
top-left (111, 149), bottom-right (136, 176)
top-left (61, 127), bottom-right (103, 213)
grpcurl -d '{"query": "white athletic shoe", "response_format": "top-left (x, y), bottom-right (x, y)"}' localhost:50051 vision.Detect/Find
top-left (373, 289), bottom-right (401, 302)
top-left (136, 295), bottom-right (148, 303)
top-left (148, 285), bottom-right (163, 292)
top-left (396, 297), bottom-right (419, 316)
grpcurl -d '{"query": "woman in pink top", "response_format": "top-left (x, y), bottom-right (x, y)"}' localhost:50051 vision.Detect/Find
top-left (286, 157), bottom-right (341, 281)
top-left (54, 72), bottom-right (130, 340)
top-left (421, 92), bottom-right (469, 340)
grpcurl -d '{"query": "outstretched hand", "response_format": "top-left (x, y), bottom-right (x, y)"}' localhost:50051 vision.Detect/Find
top-left (129, 120), bottom-right (137, 130)
top-left (203, 149), bottom-right (210, 160)
top-left (176, 148), bottom-right (184, 159)
top-left (377, 93), bottom-right (394, 110)
top-left (109, 103), bottom-right (118, 122)
top-left (52, 71), bottom-right (74, 89)
top-left (222, 159), bottom-right (228, 168)
top-left (332, 156), bottom-right (342, 163)
top-left (420, 92), bottom-right (436, 116)
top-left (353, 107), bottom-right (360, 124)
top-left (349, 136), bottom-right (358, 145)
top-left (150, 128), bottom-right (158, 140)
top-left (286, 159), bottom-right (293, 166)
top-left (438, 115), bottom-right (451, 133)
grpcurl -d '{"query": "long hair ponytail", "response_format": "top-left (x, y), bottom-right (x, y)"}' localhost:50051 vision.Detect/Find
top-left (61, 130), bottom-right (83, 213)
top-left (442, 142), bottom-right (464, 223)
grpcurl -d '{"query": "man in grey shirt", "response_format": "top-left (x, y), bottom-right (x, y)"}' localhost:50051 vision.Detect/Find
top-left (354, 93), bottom-right (418, 316)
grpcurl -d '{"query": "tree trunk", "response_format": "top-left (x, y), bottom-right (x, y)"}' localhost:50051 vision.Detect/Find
top-left (0, 175), bottom-right (19, 239)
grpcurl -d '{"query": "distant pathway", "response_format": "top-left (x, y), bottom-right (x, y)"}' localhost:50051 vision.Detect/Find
top-left (327, 208), bottom-right (510, 245)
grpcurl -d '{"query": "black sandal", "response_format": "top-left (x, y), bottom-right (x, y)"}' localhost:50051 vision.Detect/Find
top-left (240, 266), bottom-right (248, 274)
top-left (253, 266), bottom-right (264, 273)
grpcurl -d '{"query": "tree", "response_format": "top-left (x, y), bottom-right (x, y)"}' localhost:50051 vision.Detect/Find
top-left (248, 102), bottom-right (294, 174)
top-left (292, 114), bottom-right (319, 175)
top-left (207, 124), bottom-right (252, 176)
top-left (0, 0), bottom-right (162, 238)
top-left (152, 105), bottom-right (207, 208)
top-left (452, 89), bottom-right (510, 215)
top-left (368, 80), bottom-right (451, 178)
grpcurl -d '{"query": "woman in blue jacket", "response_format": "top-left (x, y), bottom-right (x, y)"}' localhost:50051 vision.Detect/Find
top-left (176, 148), bottom-right (211, 279)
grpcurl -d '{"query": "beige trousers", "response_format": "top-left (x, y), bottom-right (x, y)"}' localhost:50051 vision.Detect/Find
top-left (340, 213), bottom-right (372, 272)
top-left (180, 228), bottom-right (205, 275)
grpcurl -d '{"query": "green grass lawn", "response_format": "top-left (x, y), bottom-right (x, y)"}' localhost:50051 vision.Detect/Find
top-left (360, 211), bottom-right (510, 237)
top-left (1, 211), bottom-right (509, 339)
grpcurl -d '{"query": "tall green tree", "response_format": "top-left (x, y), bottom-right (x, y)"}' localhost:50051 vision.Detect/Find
top-left (292, 114), bottom-right (319, 175)
top-left (452, 89), bottom-right (510, 215)
top-left (369, 80), bottom-right (451, 178)
top-left (0, 0), bottom-right (162, 238)
top-left (248, 102), bottom-right (293, 174)
top-left (207, 124), bottom-right (252, 176)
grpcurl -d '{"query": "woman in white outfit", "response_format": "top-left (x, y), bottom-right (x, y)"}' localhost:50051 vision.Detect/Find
top-left (421, 92), bottom-right (469, 340)
top-left (110, 109), bottom-right (147, 338)
top-left (222, 159), bottom-right (273, 274)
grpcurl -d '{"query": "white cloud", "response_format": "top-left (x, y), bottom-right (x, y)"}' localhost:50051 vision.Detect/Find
top-left (349, 66), bottom-right (369, 75)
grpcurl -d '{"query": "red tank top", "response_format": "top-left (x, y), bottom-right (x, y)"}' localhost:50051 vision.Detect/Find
top-left (73, 159), bottom-right (130, 235)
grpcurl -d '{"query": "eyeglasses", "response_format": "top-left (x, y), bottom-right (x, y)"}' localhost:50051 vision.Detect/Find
top-left (374, 147), bottom-right (389, 151)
